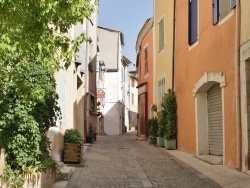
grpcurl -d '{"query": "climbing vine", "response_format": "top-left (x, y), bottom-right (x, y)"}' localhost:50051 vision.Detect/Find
top-left (0, 0), bottom-right (96, 187)
top-left (0, 62), bottom-right (60, 187)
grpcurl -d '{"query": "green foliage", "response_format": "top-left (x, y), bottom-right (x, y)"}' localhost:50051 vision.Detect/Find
top-left (0, 63), bottom-right (60, 187)
top-left (0, 0), bottom-right (96, 187)
top-left (0, 0), bottom-right (96, 70)
top-left (4, 164), bottom-right (24, 188)
top-left (162, 89), bottom-right (177, 140)
top-left (88, 123), bottom-right (94, 134)
top-left (146, 117), bottom-right (158, 137)
top-left (64, 129), bottom-right (83, 144)
top-left (157, 111), bottom-right (167, 137)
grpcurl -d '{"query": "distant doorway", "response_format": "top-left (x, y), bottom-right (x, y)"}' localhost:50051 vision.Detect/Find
top-left (138, 93), bottom-right (147, 137)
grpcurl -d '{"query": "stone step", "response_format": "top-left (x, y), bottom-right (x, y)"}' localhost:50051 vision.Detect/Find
top-left (51, 180), bottom-right (68, 188)
top-left (52, 163), bottom-right (75, 188)
top-left (58, 166), bottom-right (75, 180)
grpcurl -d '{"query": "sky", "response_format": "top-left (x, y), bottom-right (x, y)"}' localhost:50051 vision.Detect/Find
top-left (98, 0), bottom-right (153, 70)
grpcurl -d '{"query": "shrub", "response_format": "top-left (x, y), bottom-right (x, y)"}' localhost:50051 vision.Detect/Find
top-left (157, 110), bottom-right (167, 137)
top-left (162, 89), bottom-right (177, 140)
top-left (64, 129), bottom-right (83, 144)
top-left (146, 117), bottom-right (158, 137)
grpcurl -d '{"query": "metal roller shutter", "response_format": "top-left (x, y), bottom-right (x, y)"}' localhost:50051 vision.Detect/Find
top-left (207, 84), bottom-right (223, 156)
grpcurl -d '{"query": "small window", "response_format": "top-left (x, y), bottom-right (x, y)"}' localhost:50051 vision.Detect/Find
top-left (188, 0), bottom-right (198, 45)
top-left (90, 95), bottom-right (95, 111)
top-left (213, 0), bottom-right (236, 25)
top-left (219, 0), bottom-right (230, 20)
top-left (131, 79), bottom-right (135, 87)
top-left (144, 47), bottom-right (148, 74)
top-left (131, 93), bottom-right (134, 104)
top-left (158, 17), bottom-right (164, 52)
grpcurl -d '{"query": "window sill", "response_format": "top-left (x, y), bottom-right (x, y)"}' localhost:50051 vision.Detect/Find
top-left (158, 47), bottom-right (165, 54)
top-left (188, 40), bottom-right (199, 51)
top-left (218, 10), bottom-right (234, 27)
top-left (144, 73), bottom-right (149, 78)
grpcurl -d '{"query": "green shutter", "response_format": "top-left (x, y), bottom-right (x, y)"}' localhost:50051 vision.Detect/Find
top-left (158, 18), bottom-right (164, 52)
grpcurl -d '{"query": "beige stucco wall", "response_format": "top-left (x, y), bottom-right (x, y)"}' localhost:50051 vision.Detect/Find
top-left (154, 0), bottom-right (174, 105)
top-left (240, 0), bottom-right (250, 45)
top-left (240, 0), bottom-right (250, 172)
top-left (47, 1), bottom-right (98, 161)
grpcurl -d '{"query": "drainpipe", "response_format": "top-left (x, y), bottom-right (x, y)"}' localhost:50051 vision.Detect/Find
top-left (235, 0), bottom-right (241, 171)
top-left (172, 0), bottom-right (176, 91)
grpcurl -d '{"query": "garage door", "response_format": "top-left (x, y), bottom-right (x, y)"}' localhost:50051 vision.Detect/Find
top-left (207, 84), bottom-right (223, 156)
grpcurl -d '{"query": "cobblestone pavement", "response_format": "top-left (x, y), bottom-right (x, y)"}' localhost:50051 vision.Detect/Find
top-left (71, 131), bottom-right (222, 188)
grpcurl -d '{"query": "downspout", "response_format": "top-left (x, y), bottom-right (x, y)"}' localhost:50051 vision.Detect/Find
top-left (172, 0), bottom-right (176, 91)
top-left (235, 0), bottom-right (241, 171)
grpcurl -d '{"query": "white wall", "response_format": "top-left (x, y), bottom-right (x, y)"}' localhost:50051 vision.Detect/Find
top-left (98, 27), bottom-right (124, 135)
top-left (104, 71), bottom-right (121, 135)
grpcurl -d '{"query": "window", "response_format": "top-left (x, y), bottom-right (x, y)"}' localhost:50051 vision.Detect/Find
top-left (131, 79), bottom-right (135, 87)
top-left (131, 93), bottom-right (134, 104)
top-left (90, 95), bottom-right (95, 112)
top-left (144, 47), bottom-right (148, 74)
top-left (158, 77), bottom-right (165, 110)
top-left (158, 17), bottom-right (164, 52)
top-left (213, 0), bottom-right (236, 25)
top-left (188, 0), bottom-right (198, 45)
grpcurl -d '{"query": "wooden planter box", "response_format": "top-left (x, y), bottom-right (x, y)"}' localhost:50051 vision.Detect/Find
top-left (63, 143), bottom-right (82, 163)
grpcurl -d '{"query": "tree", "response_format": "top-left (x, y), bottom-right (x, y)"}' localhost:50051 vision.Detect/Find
top-left (0, 0), bottom-right (96, 186)
top-left (0, 0), bottom-right (95, 70)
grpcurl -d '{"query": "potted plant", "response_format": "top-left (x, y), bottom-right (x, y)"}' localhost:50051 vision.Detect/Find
top-left (146, 117), bottom-right (158, 145)
top-left (86, 123), bottom-right (94, 143)
top-left (156, 111), bottom-right (166, 147)
top-left (63, 129), bottom-right (83, 163)
top-left (162, 89), bottom-right (177, 150)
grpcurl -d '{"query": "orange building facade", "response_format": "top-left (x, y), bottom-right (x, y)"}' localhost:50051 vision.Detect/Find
top-left (136, 18), bottom-right (154, 138)
top-left (175, 0), bottom-right (238, 169)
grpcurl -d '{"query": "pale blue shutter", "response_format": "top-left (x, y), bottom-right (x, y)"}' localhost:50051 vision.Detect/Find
top-left (213, 0), bottom-right (219, 25)
top-left (188, 0), bottom-right (198, 45)
top-left (230, 0), bottom-right (236, 9)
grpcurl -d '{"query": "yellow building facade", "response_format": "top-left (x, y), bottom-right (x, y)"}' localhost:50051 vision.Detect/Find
top-left (153, 0), bottom-right (175, 109)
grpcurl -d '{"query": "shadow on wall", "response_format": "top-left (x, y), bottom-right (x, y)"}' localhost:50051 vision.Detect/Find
top-left (47, 127), bottom-right (64, 162)
top-left (104, 101), bottom-right (124, 135)
top-left (74, 87), bottom-right (84, 138)
top-left (129, 110), bottom-right (137, 130)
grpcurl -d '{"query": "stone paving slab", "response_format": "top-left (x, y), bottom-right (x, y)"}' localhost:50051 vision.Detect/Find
top-left (66, 132), bottom-right (223, 188)
top-left (166, 150), bottom-right (250, 188)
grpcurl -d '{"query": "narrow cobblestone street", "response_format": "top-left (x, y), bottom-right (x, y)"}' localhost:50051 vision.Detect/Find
top-left (69, 131), bottom-right (222, 188)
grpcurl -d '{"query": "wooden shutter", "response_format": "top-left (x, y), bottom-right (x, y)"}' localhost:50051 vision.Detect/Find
top-left (188, 0), bottom-right (198, 45)
top-left (230, 0), bottom-right (236, 9)
top-left (212, 0), bottom-right (219, 25)
top-left (207, 84), bottom-right (223, 156)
